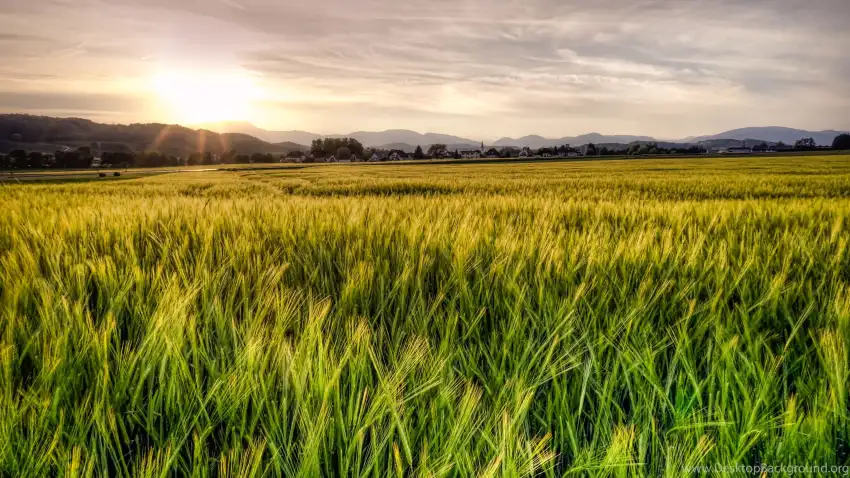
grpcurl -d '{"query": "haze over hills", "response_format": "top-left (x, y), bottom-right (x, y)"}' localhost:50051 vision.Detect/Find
top-left (0, 115), bottom-right (305, 156)
top-left (194, 121), bottom-right (321, 146)
top-left (492, 133), bottom-right (657, 149)
top-left (199, 121), bottom-right (658, 149)
top-left (201, 121), bottom-right (846, 149)
top-left (202, 122), bottom-right (323, 147)
top-left (682, 127), bottom-right (845, 146)
top-left (2, 115), bottom-right (846, 157)
top-left (197, 122), bottom-right (481, 150)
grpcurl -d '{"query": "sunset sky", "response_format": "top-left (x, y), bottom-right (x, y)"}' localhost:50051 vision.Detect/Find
top-left (1, 0), bottom-right (847, 139)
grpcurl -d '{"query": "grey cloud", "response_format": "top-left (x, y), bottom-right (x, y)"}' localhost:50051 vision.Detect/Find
top-left (0, 92), bottom-right (145, 114)
top-left (0, 0), bottom-right (847, 137)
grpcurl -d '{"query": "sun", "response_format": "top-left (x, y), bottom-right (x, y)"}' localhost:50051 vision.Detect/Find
top-left (152, 69), bottom-right (262, 125)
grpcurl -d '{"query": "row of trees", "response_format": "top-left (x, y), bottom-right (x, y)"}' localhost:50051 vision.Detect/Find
top-left (0, 147), bottom-right (287, 170)
top-left (834, 134), bottom-right (850, 150)
top-left (3, 134), bottom-right (850, 170)
top-left (622, 143), bottom-right (707, 156)
top-left (1, 149), bottom-right (96, 169)
top-left (310, 138), bottom-right (365, 159)
top-left (186, 151), bottom-right (277, 165)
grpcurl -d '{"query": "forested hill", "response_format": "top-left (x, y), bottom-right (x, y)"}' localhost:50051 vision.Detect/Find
top-left (0, 114), bottom-right (306, 156)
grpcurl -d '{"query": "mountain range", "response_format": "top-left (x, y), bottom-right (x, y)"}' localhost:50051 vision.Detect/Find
top-left (196, 121), bottom-right (482, 151)
top-left (0, 115), bottom-right (305, 156)
top-left (1, 115), bottom-right (845, 157)
top-left (491, 133), bottom-right (656, 149)
top-left (198, 121), bottom-right (846, 150)
top-left (681, 127), bottom-right (845, 146)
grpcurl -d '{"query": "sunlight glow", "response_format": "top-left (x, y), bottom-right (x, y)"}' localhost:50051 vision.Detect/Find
top-left (151, 69), bottom-right (263, 124)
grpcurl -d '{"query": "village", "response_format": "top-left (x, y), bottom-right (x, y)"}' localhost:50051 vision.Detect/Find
top-left (0, 132), bottom-right (840, 170)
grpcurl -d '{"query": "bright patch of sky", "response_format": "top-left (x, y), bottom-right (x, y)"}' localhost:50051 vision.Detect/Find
top-left (0, 0), bottom-right (847, 139)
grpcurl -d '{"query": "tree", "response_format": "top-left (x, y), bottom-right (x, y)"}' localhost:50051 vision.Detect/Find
top-left (413, 145), bottom-right (425, 160)
top-left (427, 144), bottom-right (447, 158)
top-left (102, 151), bottom-right (133, 167)
top-left (386, 149), bottom-right (406, 161)
top-left (794, 137), bottom-right (816, 150)
top-left (832, 134), bottom-right (850, 150)
top-left (310, 138), bottom-right (364, 158)
top-left (585, 143), bottom-right (598, 156)
top-left (8, 150), bottom-right (27, 166)
top-left (55, 150), bottom-right (87, 169)
top-left (220, 150), bottom-right (237, 164)
top-left (337, 147), bottom-right (352, 160)
top-left (342, 138), bottom-right (364, 157)
top-left (25, 152), bottom-right (44, 169)
top-left (635, 144), bottom-right (654, 155)
top-left (311, 139), bottom-right (325, 157)
top-left (251, 153), bottom-right (275, 163)
top-left (499, 147), bottom-right (519, 158)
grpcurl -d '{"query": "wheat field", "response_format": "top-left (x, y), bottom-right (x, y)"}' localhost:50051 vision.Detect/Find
top-left (1, 155), bottom-right (849, 476)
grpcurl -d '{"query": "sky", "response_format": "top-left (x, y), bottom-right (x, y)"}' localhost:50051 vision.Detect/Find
top-left (0, 0), bottom-right (848, 140)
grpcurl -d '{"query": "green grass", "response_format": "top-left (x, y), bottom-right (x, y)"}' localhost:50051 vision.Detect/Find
top-left (1, 155), bottom-right (849, 476)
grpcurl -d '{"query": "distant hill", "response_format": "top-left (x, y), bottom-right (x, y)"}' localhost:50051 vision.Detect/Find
top-left (378, 142), bottom-right (416, 153)
top-left (198, 121), bottom-right (480, 148)
top-left (342, 130), bottom-right (478, 148)
top-left (5, 116), bottom-right (846, 156)
top-left (682, 127), bottom-right (846, 146)
top-left (198, 122), bottom-right (323, 146)
top-left (274, 141), bottom-right (310, 152)
top-left (194, 121), bottom-right (850, 149)
top-left (493, 133), bottom-right (656, 149)
top-left (0, 114), bottom-right (307, 156)
top-left (694, 138), bottom-right (778, 149)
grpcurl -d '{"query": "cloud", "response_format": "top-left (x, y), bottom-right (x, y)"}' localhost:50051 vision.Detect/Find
top-left (0, 0), bottom-right (847, 138)
top-left (0, 91), bottom-right (148, 124)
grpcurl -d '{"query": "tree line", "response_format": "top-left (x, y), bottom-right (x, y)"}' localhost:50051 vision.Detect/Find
top-left (3, 134), bottom-right (850, 170)
top-left (0, 147), bottom-right (286, 170)
top-left (310, 138), bottom-right (365, 159)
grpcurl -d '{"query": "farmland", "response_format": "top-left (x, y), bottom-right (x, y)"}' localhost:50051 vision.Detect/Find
top-left (1, 155), bottom-right (850, 476)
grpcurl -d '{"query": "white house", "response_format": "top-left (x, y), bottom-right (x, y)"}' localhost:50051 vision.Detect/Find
top-left (370, 153), bottom-right (381, 162)
top-left (389, 151), bottom-right (404, 161)
top-left (461, 150), bottom-right (481, 159)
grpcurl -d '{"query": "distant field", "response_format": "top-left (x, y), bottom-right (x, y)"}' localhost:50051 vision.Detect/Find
top-left (1, 155), bottom-right (849, 476)
top-left (3, 148), bottom-right (847, 181)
